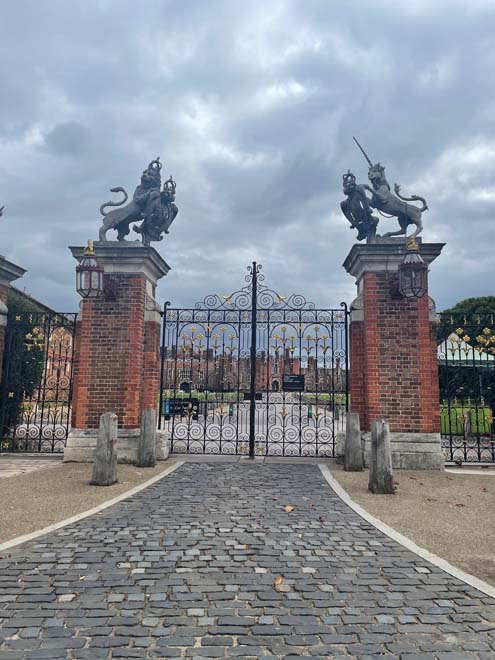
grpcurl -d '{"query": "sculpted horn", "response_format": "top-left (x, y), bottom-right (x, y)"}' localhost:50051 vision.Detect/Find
top-left (353, 136), bottom-right (373, 168)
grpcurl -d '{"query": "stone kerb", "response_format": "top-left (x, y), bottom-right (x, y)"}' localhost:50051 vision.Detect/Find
top-left (344, 239), bottom-right (445, 470)
top-left (64, 241), bottom-right (170, 463)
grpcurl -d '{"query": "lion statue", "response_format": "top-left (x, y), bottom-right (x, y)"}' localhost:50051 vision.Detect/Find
top-left (133, 176), bottom-right (178, 246)
top-left (99, 159), bottom-right (162, 242)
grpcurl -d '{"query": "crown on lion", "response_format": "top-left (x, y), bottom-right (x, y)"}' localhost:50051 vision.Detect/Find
top-left (142, 158), bottom-right (162, 186)
top-left (149, 157), bottom-right (162, 173)
top-left (343, 170), bottom-right (356, 185)
top-left (163, 175), bottom-right (176, 195)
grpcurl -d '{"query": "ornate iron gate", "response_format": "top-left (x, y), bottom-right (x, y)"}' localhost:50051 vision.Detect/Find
top-left (438, 312), bottom-right (495, 463)
top-left (0, 310), bottom-right (77, 452)
top-left (159, 263), bottom-right (349, 457)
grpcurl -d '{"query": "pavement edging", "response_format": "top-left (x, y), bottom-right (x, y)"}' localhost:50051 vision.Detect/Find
top-left (319, 463), bottom-right (495, 600)
top-left (0, 460), bottom-right (184, 553)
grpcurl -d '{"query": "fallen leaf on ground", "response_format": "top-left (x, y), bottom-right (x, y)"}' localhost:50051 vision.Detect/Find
top-left (274, 575), bottom-right (290, 592)
top-left (284, 505), bottom-right (295, 512)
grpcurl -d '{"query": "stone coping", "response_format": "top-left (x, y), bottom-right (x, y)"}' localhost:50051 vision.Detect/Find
top-left (343, 241), bottom-right (445, 280)
top-left (69, 241), bottom-right (170, 283)
top-left (0, 255), bottom-right (26, 286)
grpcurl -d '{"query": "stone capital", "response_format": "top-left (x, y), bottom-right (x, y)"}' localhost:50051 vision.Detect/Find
top-left (349, 295), bottom-right (364, 322)
top-left (69, 241), bottom-right (170, 287)
top-left (0, 299), bottom-right (7, 326)
top-left (0, 255), bottom-right (26, 290)
top-left (343, 239), bottom-right (445, 284)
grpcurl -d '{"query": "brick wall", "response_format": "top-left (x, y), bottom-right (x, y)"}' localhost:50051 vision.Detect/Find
top-left (71, 272), bottom-right (150, 430)
top-left (349, 319), bottom-right (366, 427)
top-left (0, 283), bottom-right (8, 305)
top-left (0, 326), bottom-right (5, 379)
top-left (141, 319), bottom-right (161, 412)
top-left (350, 271), bottom-right (440, 434)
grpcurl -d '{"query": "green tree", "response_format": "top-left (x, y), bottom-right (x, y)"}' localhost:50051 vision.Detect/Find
top-left (0, 292), bottom-right (47, 445)
top-left (438, 296), bottom-right (495, 344)
top-left (441, 296), bottom-right (495, 318)
top-left (438, 296), bottom-right (495, 434)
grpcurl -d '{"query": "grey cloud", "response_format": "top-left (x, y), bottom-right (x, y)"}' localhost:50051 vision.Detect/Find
top-left (0, 0), bottom-right (494, 314)
top-left (42, 122), bottom-right (90, 157)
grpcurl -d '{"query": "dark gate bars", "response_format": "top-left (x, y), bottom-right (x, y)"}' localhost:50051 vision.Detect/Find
top-left (158, 263), bottom-right (349, 457)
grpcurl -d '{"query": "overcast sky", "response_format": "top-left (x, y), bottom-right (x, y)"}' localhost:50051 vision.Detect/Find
top-left (1, 0), bottom-right (494, 313)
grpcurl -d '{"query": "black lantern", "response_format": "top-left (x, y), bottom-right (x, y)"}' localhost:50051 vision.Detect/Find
top-left (76, 240), bottom-right (104, 299)
top-left (398, 236), bottom-right (428, 299)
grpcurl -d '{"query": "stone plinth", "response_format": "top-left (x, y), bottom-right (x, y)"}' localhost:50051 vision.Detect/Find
top-left (65, 428), bottom-right (170, 463)
top-left (0, 256), bottom-right (26, 380)
top-left (343, 238), bottom-right (445, 470)
top-left (362, 431), bottom-right (443, 470)
top-left (64, 241), bottom-right (169, 463)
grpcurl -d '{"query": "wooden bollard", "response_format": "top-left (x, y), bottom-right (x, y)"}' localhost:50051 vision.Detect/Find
top-left (137, 408), bottom-right (157, 468)
top-left (368, 419), bottom-right (395, 494)
top-left (90, 412), bottom-right (118, 486)
top-left (344, 411), bottom-right (363, 472)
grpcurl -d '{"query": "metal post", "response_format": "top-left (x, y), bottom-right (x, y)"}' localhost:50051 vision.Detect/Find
top-left (0, 310), bottom-right (14, 447)
top-left (249, 262), bottom-right (258, 458)
top-left (158, 301), bottom-right (170, 430)
top-left (341, 302), bottom-right (350, 413)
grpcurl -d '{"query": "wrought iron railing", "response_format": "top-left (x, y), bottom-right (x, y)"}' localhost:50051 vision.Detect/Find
top-left (159, 262), bottom-right (349, 457)
top-left (437, 312), bottom-right (495, 463)
top-left (0, 310), bottom-right (77, 452)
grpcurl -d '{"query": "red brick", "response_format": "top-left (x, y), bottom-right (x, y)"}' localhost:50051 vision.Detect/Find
top-left (350, 271), bottom-right (440, 433)
top-left (71, 272), bottom-right (160, 430)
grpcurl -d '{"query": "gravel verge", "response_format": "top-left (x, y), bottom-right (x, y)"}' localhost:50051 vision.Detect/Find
top-left (0, 460), bottom-right (177, 544)
top-left (331, 463), bottom-right (495, 586)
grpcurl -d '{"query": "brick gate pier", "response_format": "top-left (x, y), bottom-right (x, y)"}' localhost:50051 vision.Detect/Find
top-left (344, 238), bottom-right (445, 469)
top-left (64, 242), bottom-right (169, 462)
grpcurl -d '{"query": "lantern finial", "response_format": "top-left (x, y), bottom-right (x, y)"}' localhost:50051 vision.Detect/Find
top-left (398, 237), bottom-right (428, 299)
top-left (406, 235), bottom-right (419, 252)
top-left (76, 241), bottom-right (104, 299)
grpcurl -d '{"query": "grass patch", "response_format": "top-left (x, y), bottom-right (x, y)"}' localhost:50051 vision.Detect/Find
top-left (440, 405), bottom-right (493, 435)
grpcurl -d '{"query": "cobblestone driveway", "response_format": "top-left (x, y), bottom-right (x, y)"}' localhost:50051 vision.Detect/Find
top-left (1, 462), bottom-right (494, 659)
